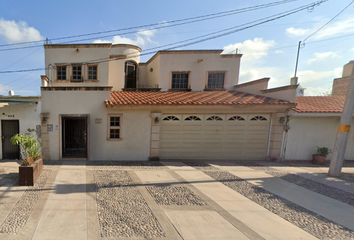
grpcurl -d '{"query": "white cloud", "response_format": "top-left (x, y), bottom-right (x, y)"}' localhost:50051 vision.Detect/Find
top-left (297, 70), bottom-right (334, 84)
top-left (307, 52), bottom-right (338, 64)
top-left (305, 86), bottom-right (328, 96)
top-left (313, 16), bottom-right (354, 39)
top-left (334, 67), bottom-right (342, 78)
top-left (0, 19), bottom-right (43, 43)
top-left (286, 15), bottom-right (354, 40)
top-left (223, 38), bottom-right (276, 63)
top-left (286, 27), bottom-right (310, 37)
top-left (93, 28), bottom-right (157, 46)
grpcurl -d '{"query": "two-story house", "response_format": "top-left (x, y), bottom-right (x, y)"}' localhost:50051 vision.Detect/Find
top-left (40, 43), bottom-right (296, 161)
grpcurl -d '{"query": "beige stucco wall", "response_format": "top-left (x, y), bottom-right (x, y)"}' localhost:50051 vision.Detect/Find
top-left (108, 46), bottom-right (141, 91)
top-left (141, 53), bottom-right (240, 91)
top-left (0, 103), bottom-right (41, 159)
top-left (44, 44), bottom-right (141, 91)
top-left (41, 90), bottom-right (151, 160)
top-left (143, 55), bottom-right (161, 87)
top-left (285, 116), bottom-right (354, 160)
top-left (45, 47), bottom-right (110, 86)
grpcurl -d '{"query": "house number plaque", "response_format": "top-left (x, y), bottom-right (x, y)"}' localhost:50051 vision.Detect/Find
top-left (95, 118), bottom-right (102, 124)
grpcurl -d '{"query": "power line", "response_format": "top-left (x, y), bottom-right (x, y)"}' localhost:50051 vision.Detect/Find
top-left (0, 46), bottom-right (42, 70)
top-left (303, 0), bottom-right (354, 42)
top-left (0, 0), bottom-right (302, 51)
top-left (0, 0), bottom-right (328, 74)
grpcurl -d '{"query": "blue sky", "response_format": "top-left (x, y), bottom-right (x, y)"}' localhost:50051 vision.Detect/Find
top-left (0, 0), bottom-right (353, 96)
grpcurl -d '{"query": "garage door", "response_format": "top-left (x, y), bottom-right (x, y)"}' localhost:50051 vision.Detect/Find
top-left (160, 114), bottom-right (271, 160)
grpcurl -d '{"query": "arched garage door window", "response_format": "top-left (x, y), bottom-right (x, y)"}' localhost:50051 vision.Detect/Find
top-left (125, 61), bottom-right (137, 88)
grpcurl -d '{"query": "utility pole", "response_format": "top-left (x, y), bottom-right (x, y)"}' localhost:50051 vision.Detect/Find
top-left (294, 41), bottom-right (301, 78)
top-left (328, 66), bottom-right (354, 176)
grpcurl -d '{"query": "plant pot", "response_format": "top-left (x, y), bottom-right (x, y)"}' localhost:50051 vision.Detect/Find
top-left (312, 154), bottom-right (326, 165)
top-left (19, 158), bottom-right (43, 186)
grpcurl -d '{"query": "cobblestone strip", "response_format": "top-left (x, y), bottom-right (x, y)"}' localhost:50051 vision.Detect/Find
top-left (93, 170), bottom-right (166, 238)
top-left (236, 162), bottom-right (354, 207)
top-left (183, 162), bottom-right (219, 171)
top-left (146, 186), bottom-right (208, 206)
top-left (0, 170), bottom-right (51, 234)
top-left (91, 161), bottom-right (167, 170)
top-left (204, 170), bottom-right (354, 240)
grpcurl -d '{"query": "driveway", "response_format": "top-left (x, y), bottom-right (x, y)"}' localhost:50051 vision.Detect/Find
top-left (0, 160), bottom-right (354, 240)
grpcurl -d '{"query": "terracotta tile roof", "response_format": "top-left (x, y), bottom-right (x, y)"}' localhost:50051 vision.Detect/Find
top-left (105, 91), bottom-right (292, 107)
top-left (294, 96), bottom-right (345, 113)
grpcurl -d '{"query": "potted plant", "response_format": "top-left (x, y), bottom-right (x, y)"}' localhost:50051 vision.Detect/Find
top-left (11, 131), bottom-right (43, 186)
top-left (312, 146), bottom-right (332, 165)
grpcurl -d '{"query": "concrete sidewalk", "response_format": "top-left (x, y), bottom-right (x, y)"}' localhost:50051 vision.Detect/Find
top-left (0, 160), bottom-right (353, 240)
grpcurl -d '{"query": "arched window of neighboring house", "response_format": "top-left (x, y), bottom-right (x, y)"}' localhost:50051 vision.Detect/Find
top-left (125, 61), bottom-right (137, 88)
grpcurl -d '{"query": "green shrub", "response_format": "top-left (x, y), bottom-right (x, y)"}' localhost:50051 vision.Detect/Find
top-left (315, 146), bottom-right (332, 157)
top-left (11, 132), bottom-right (43, 166)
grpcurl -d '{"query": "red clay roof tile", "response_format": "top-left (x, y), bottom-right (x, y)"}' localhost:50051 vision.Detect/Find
top-left (294, 96), bottom-right (345, 113)
top-left (105, 91), bottom-right (291, 107)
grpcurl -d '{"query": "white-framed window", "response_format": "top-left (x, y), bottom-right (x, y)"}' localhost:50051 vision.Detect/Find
top-left (171, 72), bottom-right (189, 89)
top-left (107, 114), bottom-right (122, 140)
top-left (56, 65), bottom-right (67, 80)
top-left (207, 72), bottom-right (225, 89)
top-left (88, 64), bottom-right (98, 80)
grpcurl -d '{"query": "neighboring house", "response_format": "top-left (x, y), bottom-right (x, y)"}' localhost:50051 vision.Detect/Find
top-left (285, 96), bottom-right (354, 160)
top-left (40, 43), bottom-right (296, 161)
top-left (284, 60), bottom-right (354, 161)
top-left (332, 60), bottom-right (354, 96)
top-left (0, 94), bottom-right (41, 159)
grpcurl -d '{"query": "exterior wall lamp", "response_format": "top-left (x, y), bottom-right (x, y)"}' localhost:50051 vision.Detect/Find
top-left (154, 117), bottom-right (159, 124)
top-left (42, 117), bottom-right (47, 124)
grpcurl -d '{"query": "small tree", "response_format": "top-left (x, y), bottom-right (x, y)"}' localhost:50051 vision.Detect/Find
top-left (11, 132), bottom-right (43, 166)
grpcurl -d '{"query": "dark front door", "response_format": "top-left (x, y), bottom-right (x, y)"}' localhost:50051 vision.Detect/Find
top-left (62, 117), bottom-right (87, 158)
top-left (1, 120), bottom-right (19, 159)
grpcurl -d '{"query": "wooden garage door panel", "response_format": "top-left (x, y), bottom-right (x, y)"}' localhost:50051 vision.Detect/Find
top-left (182, 125), bottom-right (203, 131)
top-left (160, 113), bottom-right (270, 160)
top-left (225, 133), bottom-right (246, 139)
top-left (204, 125), bottom-right (224, 131)
top-left (160, 142), bottom-right (180, 148)
top-left (181, 151), bottom-right (200, 158)
top-left (247, 125), bottom-right (269, 131)
top-left (181, 142), bottom-right (201, 148)
top-left (160, 151), bottom-right (180, 159)
top-left (225, 125), bottom-right (246, 131)
top-left (160, 134), bottom-right (181, 140)
top-left (181, 133), bottom-right (203, 139)
top-left (161, 125), bottom-right (181, 131)
top-left (224, 142), bottom-right (245, 148)
top-left (204, 133), bottom-right (224, 139)
top-left (201, 151), bottom-right (222, 158)
top-left (202, 142), bottom-right (223, 149)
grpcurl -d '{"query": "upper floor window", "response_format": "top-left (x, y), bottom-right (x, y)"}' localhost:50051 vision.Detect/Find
top-left (88, 65), bottom-right (98, 80)
top-left (72, 65), bottom-right (82, 81)
top-left (57, 65), bottom-right (67, 80)
top-left (125, 61), bottom-right (137, 88)
top-left (172, 72), bottom-right (189, 89)
top-left (207, 72), bottom-right (225, 89)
